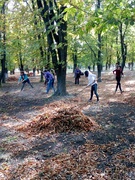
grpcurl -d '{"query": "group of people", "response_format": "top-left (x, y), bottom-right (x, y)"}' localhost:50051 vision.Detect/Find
top-left (18, 69), bottom-right (55, 94)
top-left (74, 63), bottom-right (123, 102)
top-left (18, 63), bottom-right (124, 102)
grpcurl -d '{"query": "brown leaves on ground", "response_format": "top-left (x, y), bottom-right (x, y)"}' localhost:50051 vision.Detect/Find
top-left (124, 95), bottom-right (135, 106)
top-left (1, 70), bottom-right (135, 180)
top-left (7, 76), bottom-right (18, 81)
top-left (17, 106), bottom-right (99, 136)
top-left (7, 143), bottom-right (101, 180)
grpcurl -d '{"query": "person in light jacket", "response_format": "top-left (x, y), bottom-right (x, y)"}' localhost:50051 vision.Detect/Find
top-left (84, 70), bottom-right (99, 102)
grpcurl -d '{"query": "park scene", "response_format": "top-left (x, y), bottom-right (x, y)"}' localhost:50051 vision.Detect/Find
top-left (0, 0), bottom-right (135, 179)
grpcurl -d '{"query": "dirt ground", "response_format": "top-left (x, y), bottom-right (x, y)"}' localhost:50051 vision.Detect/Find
top-left (0, 69), bottom-right (135, 180)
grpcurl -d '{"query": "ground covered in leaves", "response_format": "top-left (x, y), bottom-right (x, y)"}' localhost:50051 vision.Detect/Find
top-left (0, 69), bottom-right (135, 180)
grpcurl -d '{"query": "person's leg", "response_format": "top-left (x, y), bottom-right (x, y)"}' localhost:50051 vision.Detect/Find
top-left (89, 86), bottom-right (94, 100)
top-left (76, 77), bottom-right (79, 84)
top-left (75, 77), bottom-right (77, 84)
top-left (77, 78), bottom-right (79, 84)
top-left (51, 79), bottom-right (55, 93)
top-left (21, 82), bottom-right (26, 91)
top-left (116, 77), bottom-right (123, 92)
top-left (118, 78), bottom-right (122, 92)
top-left (93, 84), bottom-right (99, 101)
top-left (46, 80), bottom-right (51, 93)
top-left (27, 79), bottom-right (33, 88)
top-left (115, 77), bottom-right (119, 92)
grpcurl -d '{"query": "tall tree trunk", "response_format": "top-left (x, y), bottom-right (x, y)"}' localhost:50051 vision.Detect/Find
top-left (73, 50), bottom-right (77, 72)
top-left (19, 51), bottom-right (23, 71)
top-left (97, 0), bottom-right (102, 82)
top-left (56, 10), bottom-right (67, 95)
top-left (97, 33), bottom-right (102, 81)
top-left (37, 0), bottom-right (67, 95)
top-left (31, 0), bottom-right (45, 81)
top-left (72, 15), bottom-right (78, 73)
top-left (119, 22), bottom-right (127, 70)
top-left (1, 2), bottom-right (6, 83)
top-left (116, 36), bottom-right (121, 63)
top-left (0, 31), bottom-right (1, 86)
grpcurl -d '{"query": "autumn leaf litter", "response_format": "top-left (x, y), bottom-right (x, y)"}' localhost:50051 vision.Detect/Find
top-left (0, 70), bottom-right (135, 180)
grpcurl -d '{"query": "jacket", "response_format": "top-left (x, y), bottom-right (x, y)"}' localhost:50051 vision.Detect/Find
top-left (87, 71), bottom-right (97, 87)
top-left (18, 74), bottom-right (28, 82)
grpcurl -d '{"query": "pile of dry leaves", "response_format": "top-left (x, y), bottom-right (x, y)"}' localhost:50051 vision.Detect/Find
top-left (17, 106), bottom-right (99, 136)
top-left (7, 76), bottom-right (18, 81)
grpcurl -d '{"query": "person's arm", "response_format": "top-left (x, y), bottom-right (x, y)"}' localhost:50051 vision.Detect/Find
top-left (86, 83), bottom-right (91, 87)
top-left (22, 74), bottom-right (28, 81)
top-left (121, 70), bottom-right (124, 76)
top-left (18, 76), bottom-right (22, 84)
top-left (88, 74), bottom-right (97, 87)
top-left (92, 74), bottom-right (96, 78)
top-left (87, 81), bottom-right (95, 87)
top-left (45, 73), bottom-right (49, 82)
top-left (113, 69), bottom-right (116, 74)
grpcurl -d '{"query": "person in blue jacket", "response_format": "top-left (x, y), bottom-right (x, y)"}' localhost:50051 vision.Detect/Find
top-left (18, 71), bottom-right (33, 91)
top-left (42, 69), bottom-right (55, 94)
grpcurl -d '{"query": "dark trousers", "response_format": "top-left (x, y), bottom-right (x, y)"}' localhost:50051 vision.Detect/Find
top-left (21, 79), bottom-right (33, 91)
top-left (90, 84), bottom-right (99, 101)
top-left (115, 76), bottom-right (122, 92)
top-left (75, 77), bottom-right (80, 84)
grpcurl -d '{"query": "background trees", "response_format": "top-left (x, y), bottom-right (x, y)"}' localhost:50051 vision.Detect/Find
top-left (0, 0), bottom-right (135, 92)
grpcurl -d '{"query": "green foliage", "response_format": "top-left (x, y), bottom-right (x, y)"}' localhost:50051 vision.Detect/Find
top-left (0, 0), bottom-right (135, 73)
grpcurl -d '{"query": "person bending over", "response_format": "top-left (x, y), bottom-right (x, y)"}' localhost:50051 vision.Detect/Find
top-left (18, 71), bottom-right (33, 91)
top-left (84, 70), bottom-right (99, 102)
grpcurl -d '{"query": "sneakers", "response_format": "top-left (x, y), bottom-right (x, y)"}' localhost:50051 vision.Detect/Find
top-left (88, 99), bottom-right (99, 103)
top-left (88, 99), bottom-right (92, 102)
top-left (114, 90), bottom-right (124, 94)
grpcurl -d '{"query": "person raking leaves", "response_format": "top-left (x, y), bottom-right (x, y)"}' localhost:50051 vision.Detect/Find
top-left (84, 70), bottom-right (99, 102)
top-left (18, 71), bottom-right (34, 91)
top-left (42, 69), bottom-right (55, 94)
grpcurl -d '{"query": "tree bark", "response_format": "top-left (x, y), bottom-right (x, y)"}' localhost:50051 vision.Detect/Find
top-left (119, 22), bottom-right (127, 70)
top-left (36, 0), bottom-right (67, 95)
top-left (1, 2), bottom-right (6, 83)
top-left (97, 0), bottom-right (102, 82)
top-left (97, 33), bottom-right (102, 82)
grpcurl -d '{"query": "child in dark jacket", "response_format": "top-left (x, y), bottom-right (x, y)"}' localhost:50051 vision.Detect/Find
top-left (113, 66), bottom-right (123, 93)
top-left (74, 67), bottom-right (83, 84)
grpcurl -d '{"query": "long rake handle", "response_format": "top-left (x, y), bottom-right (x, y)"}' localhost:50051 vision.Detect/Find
top-left (76, 86), bottom-right (87, 95)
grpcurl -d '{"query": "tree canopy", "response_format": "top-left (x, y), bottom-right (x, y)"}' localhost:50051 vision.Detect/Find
top-left (0, 0), bottom-right (135, 92)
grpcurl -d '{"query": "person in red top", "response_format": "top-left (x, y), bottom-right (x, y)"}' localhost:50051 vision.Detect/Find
top-left (113, 65), bottom-right (123, 93)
